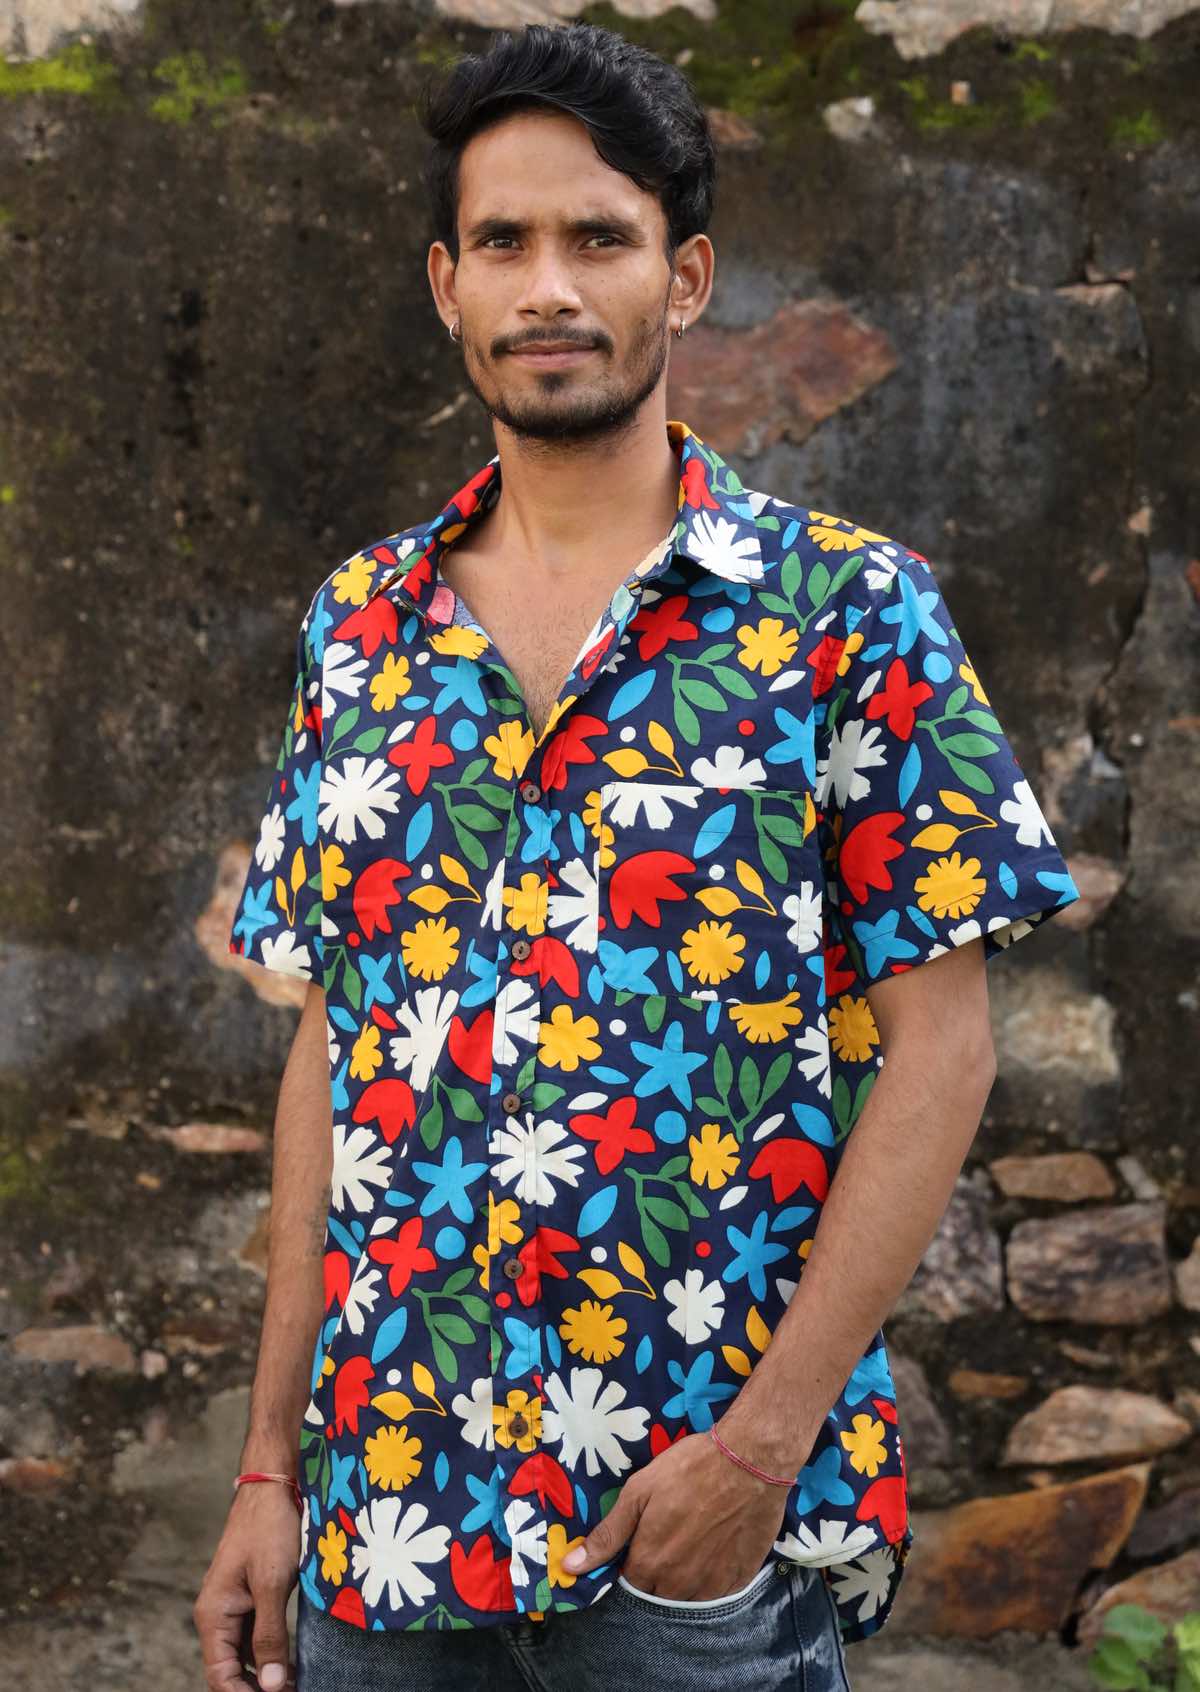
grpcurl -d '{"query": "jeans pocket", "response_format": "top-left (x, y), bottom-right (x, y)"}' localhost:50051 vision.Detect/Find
top-left (615, 1558), bottom-right (778, 1616)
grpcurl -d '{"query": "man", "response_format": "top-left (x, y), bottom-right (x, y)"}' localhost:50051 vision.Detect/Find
top-left (196, 20), bottom-right (1081, 1692)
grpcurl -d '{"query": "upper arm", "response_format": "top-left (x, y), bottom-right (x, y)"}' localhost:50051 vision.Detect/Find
top-left (865, 934), bottom-right (996, 1067)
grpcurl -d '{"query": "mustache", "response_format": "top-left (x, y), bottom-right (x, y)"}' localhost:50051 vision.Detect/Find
top-left (494, 331), bottom-right (612, 355)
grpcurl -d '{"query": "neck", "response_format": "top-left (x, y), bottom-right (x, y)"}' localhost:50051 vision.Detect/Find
top-left (482, 400), bottom-right (681, 573)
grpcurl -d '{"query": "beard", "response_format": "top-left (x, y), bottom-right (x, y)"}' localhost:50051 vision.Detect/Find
top-left (459, 308), bottom-right (671, 449)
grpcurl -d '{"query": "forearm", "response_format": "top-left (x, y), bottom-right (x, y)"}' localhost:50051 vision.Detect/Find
top-left (240, 983), bottom-right (333, 1471)
top-left (716, 1028), bottom-right (996, 1474)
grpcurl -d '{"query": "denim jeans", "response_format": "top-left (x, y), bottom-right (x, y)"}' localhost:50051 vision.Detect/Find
top-left (296, 1557), bottom-right (852, 1691)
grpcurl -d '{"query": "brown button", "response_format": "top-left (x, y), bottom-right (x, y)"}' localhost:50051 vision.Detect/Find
top-left (520, 781), bottom-right (542, 804)
top-left (509, 1414), bottom-right (529, 1438)
top-left (502, 1256), bottom-right (523, 1280)
top-left (501, 1092), bottom-right (523, 1116)
top-left (511, 938), bottom-right (532, 962)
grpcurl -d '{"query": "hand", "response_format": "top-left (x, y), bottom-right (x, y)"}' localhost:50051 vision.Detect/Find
top-left (560, 1428), bottom-right (790, 1600)
top-left (194, 1484), bottom-right (300, 1690)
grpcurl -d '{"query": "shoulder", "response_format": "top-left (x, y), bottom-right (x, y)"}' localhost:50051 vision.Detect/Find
top-left (739, 479), bottom-right (934, 616)
top-left (299, 520), bottom-right (432, 658)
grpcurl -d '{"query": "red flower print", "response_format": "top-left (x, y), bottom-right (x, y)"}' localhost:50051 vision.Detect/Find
top-left (823, 940), bottom-right (859, 998)
top-left (838, 812), bottom-right (906, 906)
top-left (448, 1008), bottom-right (493, 1084)
top-left (329, 1587), bottom-right (367, 1629)
top-left (569, 1096), bottom-right (656, 1175)
top-left (747, 1138), bottom-right (830, 1204)
top-left (510, 1451), bottom-right (574, 1514)
top-left (857, 1474), bottom-right (907, 1542)
top-left (540, 714), bottom-right (607, 791)
top-left (443, 462), bottom-right (496, 521)
top-left (631, 593), bottom-right (698, 660)
top-left (580, 625), bottom-right (616, 680)
top-left (512, 1226), bottom-right (578, 1306)
top-left (387, 716), bottom-right (455, 795)
top-left (649, 1422), bottom-right (692, 1459)
top-left (680, 456), bottom-right (719, 511)
top-left (368, 1215), bottom-right (438, 1296)
top-left (805, 632), bottom-right (846, 698)
top-left (353, 1077), bottom-right (416, 1145)
top-left (352, 858), bottom-right (410, 940)
top-left (865, 658), bottom-right (934, 741)
top-left (331, 1355), bottom-right (375, 1437)
top-left (334, 595), bottom-right (399, 659)
top-left (511, 935), bottom-right (580, 998)
top-left (324, 1250), bottom-right (351, 1312)
top-left (450, 1535), bottom-right (517, 1613)
top-left (607, 850), bottom-right (695, 929)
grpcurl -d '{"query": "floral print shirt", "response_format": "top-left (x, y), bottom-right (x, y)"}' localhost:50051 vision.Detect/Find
top-left (229, 418), bottom-right (1080, 1644)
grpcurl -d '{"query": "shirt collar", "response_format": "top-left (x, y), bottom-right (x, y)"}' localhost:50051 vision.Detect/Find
top-left (363, 417), bottom-right (764, 622)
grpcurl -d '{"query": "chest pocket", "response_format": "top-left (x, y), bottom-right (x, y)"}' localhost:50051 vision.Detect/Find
top-left (595, 781), bottom-right (819, 1004)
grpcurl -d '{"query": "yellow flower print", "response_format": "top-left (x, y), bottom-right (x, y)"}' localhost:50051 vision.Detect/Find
top-left (363, 1423), bottom-right (423, 1491)
top-left (320, 842), bottom-right (352, 903)
top-left (728, 993), bottom-right (803, 1044)
top-left (547, 1522), bottom-right (588, 1591)
top-left (679, 920), bottom-right (746, 986)
top-left (736, 617), bottom-right (799, 678)
top-left (835, 628), bottom-right (864, 678)
top-left (503, 873), bottom-right (548, 936)
top-left (959, 659), bottom-right (990, 706)
top-left (431, 626), bottom-right (489, 660)
top-left (807, 517), bottom-right (892, 553)
top-left (688, 1121), bottom-right (740, 1190)
top-left (350, 1021), bottom-right (382, 1081)
top-left (370, 653), bottom-right (412, 711)
top-left (330, 553), bottom-right (376, 606)
top-left (840, 1413), bottom-right (887, 1478)
top-left (493, 1389), bottom-right (541, 1452)
top-left (559, 1299), bottom-right (627, 1363)
top-left (914, 852), bottom-right (986, 919)
top-left (582, 790), bottom-right (616, 871)
top-left (484, 719), bottom-right (535, 780)
top-left (401, 916), bottom-right (461, 981)
top-left (473, 1192), bottom-right (523, 1288)
top-left (539, 1006), bottom-right (602, 1072)
top-left (317, 1521), bottom-right (348, 1585)
top-left (828, 994), bottom-right (879, 1064)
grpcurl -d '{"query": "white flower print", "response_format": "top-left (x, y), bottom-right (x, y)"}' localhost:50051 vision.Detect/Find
top-left (502, 1497), bottom-right (548, 1588)
top-left (451, 1376), bottom-right (496, 1451)
top-left (689, 745), bottom-right (766, 788)
top-left (332, 1121), bottom-right (392, 1213)
top-left (318, 756), bottom-right (403, 844)
top-left (487, 1114), bottom-right (585, 1206)
top-left (823, 1544), bottom-right (898, 1623)
top-left (258, 930), bottom-right (312, 978)
top-left (493, 978), bottom-right (539, 1066)
top-left (775, 1518), bottom-right (881, 1568)
top-left (481, 857), bottom-right (506, 933)
top-left (546, 857), bottom-right (598, 953)
top-left (863, 545), bottom-right (901, 593)
top-left (816, 718), bottom-right (888, 810)
top-left (999, 778), bottom-right (1054, 849)
top-left (540, 1366), bottom-right (650, 1478)
top-left (388, 986), bottom-right (458, 1092)
top-left (606, 782), bottom-right (701, 831)
top-left (687, 510), bottom-right (764, 584)
top-left (663, 1268), bottom-right (726, 1344)
top-left (253, 803), bottom-right (286, 872)
top-left (795, 1013), bottom-right (831, 1099)
top-left (341, 1265), bottom-right (382, 1336)
top-left (783, 881), bottom-right (823, 953)
top-left (321, 639), bottom-right (370, 720)
top-left (351, 1497), bottom-right (451, 1611)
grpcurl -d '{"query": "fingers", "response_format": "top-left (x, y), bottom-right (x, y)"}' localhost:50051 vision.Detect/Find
top-left (194, 1590), bottom-right (256, 1692)
top-left (251, 1575), bottom-right (293, 1692)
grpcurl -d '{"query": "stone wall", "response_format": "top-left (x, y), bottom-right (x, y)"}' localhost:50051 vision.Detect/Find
top-left (1, 1), bottom-right (1197, 1684)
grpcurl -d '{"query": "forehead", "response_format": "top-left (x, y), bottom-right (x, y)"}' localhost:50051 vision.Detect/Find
top-left (455, 108), bottom-right (661, 230)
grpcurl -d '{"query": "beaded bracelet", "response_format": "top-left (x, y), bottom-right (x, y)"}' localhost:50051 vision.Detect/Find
top-left (234, 1471), bottom-right (303, 1512)
top-left (708, 1426), bottom-right (796, 1488)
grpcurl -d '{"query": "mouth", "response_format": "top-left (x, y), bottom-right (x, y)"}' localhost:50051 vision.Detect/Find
top-left (509, 345), bottom-right (598, 367)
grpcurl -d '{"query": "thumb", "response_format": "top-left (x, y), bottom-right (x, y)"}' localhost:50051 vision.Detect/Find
top-left (250, 1572), bottom-right (292, 1691)
top-left (562, 1487), bottom-right (642, 1575)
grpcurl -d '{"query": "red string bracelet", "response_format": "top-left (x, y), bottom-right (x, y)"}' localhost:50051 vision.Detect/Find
top-left (234, 1471), bottom-right (303, 1513)
top-left (708, 1426), bottom-right (796, 1488)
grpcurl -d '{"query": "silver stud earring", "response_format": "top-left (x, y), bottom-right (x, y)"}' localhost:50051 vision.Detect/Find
top-left (449, 320), bottom-right (461, 342)
top-left (675, 319), bottom-right (686, 339)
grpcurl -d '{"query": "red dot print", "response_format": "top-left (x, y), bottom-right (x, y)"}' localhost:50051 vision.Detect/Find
top-left (347, 932), bottom-right (360, 948)
top-left (695, 1239), bottom-right (712, 1257)
top-left (840, 900), bottom-right (853, 917)
top-left (738, 719), bottom-right (755, 737)
top-left (496, 1291), bottom-right (511, 1309)
top-left (597, 915), bottom-right (607, 932)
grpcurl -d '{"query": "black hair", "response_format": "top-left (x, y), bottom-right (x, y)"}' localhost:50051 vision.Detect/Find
top-left (416, 21), bottom-right (716, 268)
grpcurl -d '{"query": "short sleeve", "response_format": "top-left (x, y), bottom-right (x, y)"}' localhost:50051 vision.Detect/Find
top-left (816, 548), bottom-right (1080, 989)
top-left (228, 606), bottom-right (324, 982)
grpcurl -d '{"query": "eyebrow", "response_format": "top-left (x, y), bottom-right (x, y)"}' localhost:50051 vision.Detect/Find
top-left (462, 213), bottom-right (647, 245)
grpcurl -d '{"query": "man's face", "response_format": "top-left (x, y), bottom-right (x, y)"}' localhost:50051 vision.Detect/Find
top-left (442, 109), bottom-right (676, 444)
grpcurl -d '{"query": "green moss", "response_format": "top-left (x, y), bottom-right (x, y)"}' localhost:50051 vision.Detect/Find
top-left (1014, 40), bottom-right (1055, 64)
top-left (148, 50), bottom-right (249, 124)
top-left (898, 75), bottom-right (997, 133)
top-left (1109, 108), bottom-right (1165, 147)
top-left (0, 484), bottom-right (15, 504)
top-left (1019, 79), bottom-right (1057, 125)
top-left (0, 41), bottom-right (118, 99)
